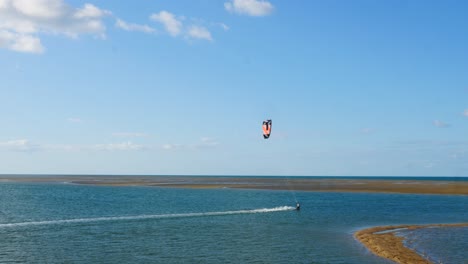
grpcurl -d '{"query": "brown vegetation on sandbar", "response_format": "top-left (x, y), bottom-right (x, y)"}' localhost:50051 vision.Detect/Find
top-left (1, 176), bottom-right (467, 195)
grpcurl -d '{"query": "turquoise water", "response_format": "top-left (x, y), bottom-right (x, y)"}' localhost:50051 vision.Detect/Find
top-left (0, 182), bottom-right (467, 263)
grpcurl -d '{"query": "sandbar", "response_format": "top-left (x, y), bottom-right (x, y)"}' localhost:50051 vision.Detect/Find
top-left (0, 175), bottom-right (467, 195)
top-left (354, 223), bottom-right (468, 264)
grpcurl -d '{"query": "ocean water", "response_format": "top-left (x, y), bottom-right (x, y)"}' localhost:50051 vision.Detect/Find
top-left (0, 182), bottom-right (467, 263)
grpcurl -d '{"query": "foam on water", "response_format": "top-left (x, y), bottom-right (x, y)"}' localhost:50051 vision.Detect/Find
top-left (0, 206), bottom-right (295, 228)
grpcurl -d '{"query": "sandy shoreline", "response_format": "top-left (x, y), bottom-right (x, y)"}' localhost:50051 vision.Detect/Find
top-left (354, 223), bottom-right (468, 264)
top-left (0, 176), bottom-right (467, 195)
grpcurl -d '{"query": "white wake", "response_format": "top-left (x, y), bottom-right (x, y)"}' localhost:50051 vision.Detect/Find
top-left (0, 206), bottom-right (295, 228)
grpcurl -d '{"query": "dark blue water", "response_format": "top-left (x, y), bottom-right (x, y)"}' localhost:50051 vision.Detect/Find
top-left (0, 182), bottom-right (466, 263)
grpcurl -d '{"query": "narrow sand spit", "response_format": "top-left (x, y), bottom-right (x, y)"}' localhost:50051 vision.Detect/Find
top-left (354, 223), bottom-right (468, 264)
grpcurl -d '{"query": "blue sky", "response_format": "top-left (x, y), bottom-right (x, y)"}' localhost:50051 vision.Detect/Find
top-left (1, 0), bottom-right (468, 176)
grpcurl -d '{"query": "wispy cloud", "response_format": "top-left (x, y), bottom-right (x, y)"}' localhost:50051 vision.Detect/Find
top-left (58, 142), bottom-right (147, 151)
top-left (150, 10), bottom-right (182, 37)
top-left (93, 141), bottom-right (145, 151)
top-left (0, 137), bottom-right (219, 152)
top-left (187, 25), bottom-right (212, 41)
top-left (162, 137), bottom-right (219, 150)
top-left (149, 10), bottom-right (213, 41)
top-left (162, 143), bottom-right (183, 150)
top-left (0, 139), bottom-right (41, 152)
top-left (0, 0), bottom-right (111, 53)
top-left (0, 31), bottom-right (43, 53)
top-left (463, 109), bottom-right (468, 117)
top-left (67, 117), bottom-right (83, 123)
top-left (194, 137), bottom-right (219, 149)
top-left (112, 132), bottom-right (148, 138)
top-left (219, 23), bottom-right (229, 31)
top-left (224, 0), bottom-right (274, 16)
top-left (0, 139), bottom-right (148, 152)
top-left (74, 3), bottom-right (111, 19)
top-left (115, 19), bottom-right (155, 34)
top-left (394, 140), bottom-right (468, 147)
top-left (433, 120), bottom-right (450, 128)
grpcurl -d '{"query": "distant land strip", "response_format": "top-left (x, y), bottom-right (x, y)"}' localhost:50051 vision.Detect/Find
top-left (354, 223), bottom-right (468, 264)
top-left (0, 176), bottom-right (467, 195)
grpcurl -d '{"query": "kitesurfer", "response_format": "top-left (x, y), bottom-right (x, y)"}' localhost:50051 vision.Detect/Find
top-left (262, 119), bottom-right (272, 139)
top-left (296, 202), bottom-right (300, 210)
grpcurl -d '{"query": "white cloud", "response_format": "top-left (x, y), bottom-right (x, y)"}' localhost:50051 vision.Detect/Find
top-left (463, 109), bottom-right (468, 117)
top-left (12, 0), bottom-right (66, 19)
top-left (0, 139), bottom-right (148, 152)
top-left (0, 139), bottom-right (40, 151)
top-left (361, 128), bottom-right (373, 134)
top-left (67, 117), bottom-right (82, 123)
top-left (0, 137), bottom-right (220, 152)
top-left (220, 23), bottom-right (229, 31)
top-left (161, 137), bottom-right (219, 150)
top-left (433, 120), bottom-right (450, 128)
top-left (93, 142), bottom-right (145, 151)
top-left (112, 132), bottom-right (148, 138)
top-left (115, 19), bottom-right (155, 34)
top-left (162, 143), bottom-right (182, 150)
top-left (396, 139), bottom-right (468, 147)
top-left (0, 0), bottom-right (111, 53)
top-left (53, 141), bottom-right (147, 151)
top-left (149, 11), bottom-right (213, 41)
top-left (74, 3), bottom-right (111, 19)
top-left (187, 25), bottom-right (212, 41)
top-left (195, 137), bottom-right (219, 148)
top-left (44, 143), bottom-right (77, 151)
top-left (6, 31), bottom-right (44, 53)
top-left (150, 10), bottom-right (182, 36)
top-left (224, 0), bottom-right (274, 16)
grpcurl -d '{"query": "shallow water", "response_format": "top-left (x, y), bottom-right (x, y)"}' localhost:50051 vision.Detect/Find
top-left (397, 226), bottom-right (468, 264)
top-left (0, 182), bottom-right (466, 263)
